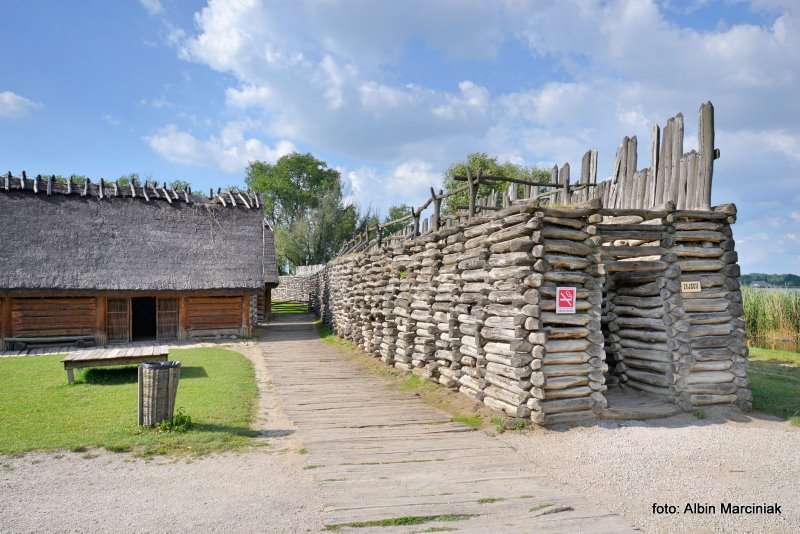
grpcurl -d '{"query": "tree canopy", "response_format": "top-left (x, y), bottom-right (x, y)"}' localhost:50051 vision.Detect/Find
top-left (245, 151), bottom-right (554, 271)
top-left (246, 153), bottom-right (360, 272)
top-left (246, 154), bottom-right (341, 227)
top-left (442, 153), bottom-right (551, 213)
top-left (382, 204), bottom-right (412, 234)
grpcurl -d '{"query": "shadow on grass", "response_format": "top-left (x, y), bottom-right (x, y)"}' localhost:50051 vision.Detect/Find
top-left (190, 422), bottom-right (263, 437)
top-left (81, 366), bottom-right (207, 385)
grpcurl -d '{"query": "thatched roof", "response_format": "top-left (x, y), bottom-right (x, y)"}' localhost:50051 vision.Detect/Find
top-left (0, 173), bottom-right (278, 291)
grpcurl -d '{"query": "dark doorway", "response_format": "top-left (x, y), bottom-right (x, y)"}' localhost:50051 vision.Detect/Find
top-left (131, 297), bottom-right (157, 341)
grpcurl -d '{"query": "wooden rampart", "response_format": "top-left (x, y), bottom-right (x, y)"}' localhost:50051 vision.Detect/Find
top-left (308, 102), bottom-right (750, 425)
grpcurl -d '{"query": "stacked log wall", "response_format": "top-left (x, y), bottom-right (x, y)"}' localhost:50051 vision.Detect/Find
top-left (528, 208), bottom-right (607, 424)
top-left (315, 200), bottom-right (750, 424)
top-left (273, 275), bottom-right (317, 304)
top-left (599, 212), bottom-right (686, 399)
top-left (670, 204), bottom-right (750, 410)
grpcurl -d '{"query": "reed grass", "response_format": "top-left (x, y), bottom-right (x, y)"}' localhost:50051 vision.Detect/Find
top-left (742, 287), bottom-right (800, 343)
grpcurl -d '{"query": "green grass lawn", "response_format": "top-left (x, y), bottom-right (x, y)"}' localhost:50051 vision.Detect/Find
top-left (0, 347), bottom-right (258, 456)
top-left (271, 301), bottom-right (310, 315)
top-left (748, 347), bottom-right (800, 426)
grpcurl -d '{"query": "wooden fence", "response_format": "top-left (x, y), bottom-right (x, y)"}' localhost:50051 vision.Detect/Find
top-left (338, 101), bottom-right (719, 255)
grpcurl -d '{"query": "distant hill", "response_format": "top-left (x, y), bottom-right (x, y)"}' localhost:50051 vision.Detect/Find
top-left (742, 273), bottom-right (800, 287)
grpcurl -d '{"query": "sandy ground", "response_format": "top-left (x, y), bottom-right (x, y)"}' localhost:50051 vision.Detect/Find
top-left (2, 336), bottom-right (798, 533)
top-left (503, 407), bottom-right (800, 534)
top-left (0, 342), bottom-right (324, 534)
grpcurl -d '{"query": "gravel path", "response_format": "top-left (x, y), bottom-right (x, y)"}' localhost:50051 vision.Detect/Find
top-left (0, 450), bottom-right (321, 533)
top-left (503, 409), bottom-right (800, 533)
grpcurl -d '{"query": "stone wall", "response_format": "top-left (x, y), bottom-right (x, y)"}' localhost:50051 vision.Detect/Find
top-left (312, 199), bottom-right (751, 425)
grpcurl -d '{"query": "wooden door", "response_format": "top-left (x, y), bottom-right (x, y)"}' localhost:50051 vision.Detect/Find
top-left (156, 298), bottom-right (179, 340)
top-left (106, 298), bottom-right (130, 343)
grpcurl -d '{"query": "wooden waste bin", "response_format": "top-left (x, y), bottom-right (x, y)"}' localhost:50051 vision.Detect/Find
top-left (138, 361), bottom-right (181, 426)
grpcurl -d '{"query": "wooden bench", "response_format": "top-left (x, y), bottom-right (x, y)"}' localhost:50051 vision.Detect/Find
top-left (62, 345), bottom-right (169, 384)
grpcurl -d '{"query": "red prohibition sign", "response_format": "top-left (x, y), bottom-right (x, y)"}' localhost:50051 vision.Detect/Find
top-left (556, 287), bottom-right (576, 314)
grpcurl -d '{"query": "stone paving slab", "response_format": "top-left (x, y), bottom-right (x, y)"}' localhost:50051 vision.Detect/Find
top-left (261, 315), bottom-right (635, 533)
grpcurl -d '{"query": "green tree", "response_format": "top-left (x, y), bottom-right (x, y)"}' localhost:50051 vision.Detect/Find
top-left (383, 204), bottom-right (412, 234)
top-left (52, 175), bottom-right (88, 185)
top-left (246, 153), bottom-right (359, 272)
top-left (170, 180), bottom-right (191, 191)
top-left (117, 173), bottom-right (139, 187)
top-left (442, 153), bottom-right (551, 213)
top-left (246, 154), bottom-right (341, 227)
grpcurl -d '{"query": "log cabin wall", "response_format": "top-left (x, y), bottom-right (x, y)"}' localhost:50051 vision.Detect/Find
top-left (185, 295), bottom-right (247, 338)
top-left (312, 200), bottom-right (751, 427)
top-left (0, 292), bottom-right (256, 348)
top-left (10, 297), bottom-right (97, 338)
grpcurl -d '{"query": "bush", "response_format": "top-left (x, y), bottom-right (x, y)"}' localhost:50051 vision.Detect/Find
top-left (156, 408), bottom-right (193, 433)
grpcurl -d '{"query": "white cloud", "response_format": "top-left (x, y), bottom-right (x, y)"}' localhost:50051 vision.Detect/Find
top-left (226, 85), bottom-right (272, 110)
top-left (500, 82), bottom-right (591, 126)
top-left (432, 81), bottom-right (490, 120)
top-left (791, 212), bottom-right (800, 222)
top-left (359, 82), bottom-right (418, 113)
top-left (145, 123), bottom-right (295, 173)
top-left (386, 160), bottom-right (441, 197)
top-left (319, 56), bottom-right (349, 110)
top-left (0, 91), bottom-right (40, 118)
top-left (164, 0), bottom-right (800, 271)
top-left (342, 167), bottom-right (376, 206)
top-left (139, 0), bottom-right (163, 16)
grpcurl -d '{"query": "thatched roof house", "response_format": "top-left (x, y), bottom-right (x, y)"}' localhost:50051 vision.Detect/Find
top-left (0, 173), bottom-right (278, 348)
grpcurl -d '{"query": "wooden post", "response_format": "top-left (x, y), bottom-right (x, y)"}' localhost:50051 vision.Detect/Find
top-left (178, 295), bottom-right (188, 340)
top-left (657, 119), bottom-right (672, 206)
top-left (95, 296), bottom-right (107, 346)
top-left (241, 295), bottom-right (250, 337)
top-left (466, 167), bottom-right (476, 218)
top-left (265, 287), bottom-right (272, 323)
top-left (0, 297), bottom-right (8, 351)
top-left (580, 151), bottom-right (590, 184)
top-left (649, 123), bottom-right (660, 208)
top-left (669, 113), bottom-right (684, 206)
top-left (624, 136), bottom-right (637, 208)
top-left (559, 163), bottom-right (570, 204)
top-left (430, 187), bottom-right (442, 230)
top-left (698, 102), bottom-right (715, 210)
top-left (412, 208), bottom-right (420, 237)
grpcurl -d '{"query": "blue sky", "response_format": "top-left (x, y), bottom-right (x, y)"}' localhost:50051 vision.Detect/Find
top-left (1, 0), bottom-right (799, 273)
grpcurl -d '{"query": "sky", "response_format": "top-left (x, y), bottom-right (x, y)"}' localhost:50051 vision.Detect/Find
top-left (1, 0), bottom-right (799, 273)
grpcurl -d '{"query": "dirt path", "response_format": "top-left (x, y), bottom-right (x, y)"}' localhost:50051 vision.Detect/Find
top-left (262, 314), bottom-right (633, 533)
